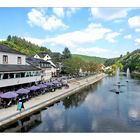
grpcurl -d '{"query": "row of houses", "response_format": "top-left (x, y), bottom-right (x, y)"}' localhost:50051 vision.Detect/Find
top-left (0, 44), bottom-right (59, 89)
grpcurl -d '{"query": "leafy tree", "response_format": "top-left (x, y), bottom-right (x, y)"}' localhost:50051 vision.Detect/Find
top-left (62, 47), bottom-right (71, 60)
top-left (63, 57), bottom-right (84, 75)
top-left (7, 35), bottom-right (12, 42)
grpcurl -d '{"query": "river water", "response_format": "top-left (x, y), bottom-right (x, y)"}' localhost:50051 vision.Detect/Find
top-left (2, 73), bottom-right (140, 132)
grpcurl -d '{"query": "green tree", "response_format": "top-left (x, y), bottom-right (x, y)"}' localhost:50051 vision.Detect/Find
top-left (63, 57), bottom-right (84, 75)
top-left (62, 47), bottom-right (71, 60)
top-left (7, 35), bottom-right (12, 42)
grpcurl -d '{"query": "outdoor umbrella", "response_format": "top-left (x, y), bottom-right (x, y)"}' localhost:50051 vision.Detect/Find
top-left (0, 91), bottom-right (18, 99)
top-left (28, 86), bottom-right (41, 91)
top-left (16, 88), bottom-right (30, 95)
top-left (52, 80), bottom-right (60, 84)
top-left (37, 84), bottom-right (47, 89)
top-left (44, 82), bottom-right (54, 86)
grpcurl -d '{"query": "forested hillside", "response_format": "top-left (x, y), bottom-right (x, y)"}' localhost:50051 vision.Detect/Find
top-left (0, 35), bottom-right (51, 55)
top-left (72, 54), bottom-right (106, 64)
top-left (104, 49), bottom-right (140, 72)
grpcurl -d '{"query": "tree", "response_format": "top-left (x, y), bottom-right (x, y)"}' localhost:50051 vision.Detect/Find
top-left (7, 35), bottom-right (12, 42)
top-left (63, 57), bottom-right (84, 75)
top-left (62, 47), bottom-right (71, 60)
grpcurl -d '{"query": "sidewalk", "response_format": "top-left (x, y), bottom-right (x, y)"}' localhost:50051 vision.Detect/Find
top-left (0, 73), bottom-right (106, 127)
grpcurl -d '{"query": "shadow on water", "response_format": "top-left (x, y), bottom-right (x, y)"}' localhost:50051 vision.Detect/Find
top-left (0, 111), bottom-right (42, 132)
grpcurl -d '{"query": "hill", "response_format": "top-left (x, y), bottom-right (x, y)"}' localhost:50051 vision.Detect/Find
top-left (104, 49), bottom-right (140, 72)
top-left (72, 54), bottom-right (107, 64)
top-left (0, 35), bottom-right (51, 55)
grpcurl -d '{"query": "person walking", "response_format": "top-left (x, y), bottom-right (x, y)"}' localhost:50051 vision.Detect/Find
top-left (17, 98), bottom-right (25, 112)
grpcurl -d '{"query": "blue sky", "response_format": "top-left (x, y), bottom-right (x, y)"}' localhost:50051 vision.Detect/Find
top-left (0, 8), bottom-right (140, 58)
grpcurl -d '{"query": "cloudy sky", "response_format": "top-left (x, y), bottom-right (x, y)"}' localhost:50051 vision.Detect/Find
top-left (0, 8), bottom-right (140, 58)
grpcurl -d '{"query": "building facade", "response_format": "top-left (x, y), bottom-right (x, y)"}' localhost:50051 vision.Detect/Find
top-left (0, 44), bottom-right (41, 88)
top-left (34, 53), bottom-right (58, 77)
top-left (26, 56), bottom-right (52, 81)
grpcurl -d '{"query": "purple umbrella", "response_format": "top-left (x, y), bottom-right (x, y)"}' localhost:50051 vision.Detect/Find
top-left (37, 84), bottom-right (47, 88)
top-left (16, 88), bottom-right (30, 95)
top-left (44, 82), bottom-right (54, 86)
top-left (52, 80), bottom-right (60, 84)
top-left (0, 91), bottom-right (18, 99)
top-left (28, 86), bottom-right (41, 91)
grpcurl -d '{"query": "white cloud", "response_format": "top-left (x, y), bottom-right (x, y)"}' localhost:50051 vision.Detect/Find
top-left (105, 32), bottom-right (120, 43)
top-left (75, 47), bottom-right (109, 56)
top-left (124, 34), bottom-right (132, 39)
top-left (52, 8), bottom-right (64, 18)
top-left (135, 28), bottom-right (140, 32)
top-left (135, 38), bottom-right (140, 45)
top-left (23, 37), bottom-right (45, 46)
top-left (66, 8), bottom-right (80, 17)
top-left (128, 16), bottom-right (140, 28)
top-left (87, 23), bottom-right (102, 28)
top-left (27, 8), bottom-right (68, 30)
top-left (45, 23), bottom-right (111, 48)
top-left (91, 8), bottom-right (130, 20)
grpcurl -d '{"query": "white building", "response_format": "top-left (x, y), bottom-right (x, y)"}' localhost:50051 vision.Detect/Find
top-left (34, 53), bottom-right (58, 77)
top-left (34, 53), bottom-right (51, 61)
top-left (0, 44), bottom-right (41, 88)
top-left (26, 56), bottom-right (52, 81)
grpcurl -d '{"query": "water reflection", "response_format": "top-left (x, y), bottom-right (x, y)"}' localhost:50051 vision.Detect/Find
top-left (3, 73), bottom-right (140, 132)
top-left (62, 83), bottom-right (99, 109)
top-left (0, 111), bottom-right (41, 132)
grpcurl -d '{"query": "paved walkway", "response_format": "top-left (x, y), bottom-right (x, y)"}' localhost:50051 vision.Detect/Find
top-left (0, 73), bottom-right (106, 126)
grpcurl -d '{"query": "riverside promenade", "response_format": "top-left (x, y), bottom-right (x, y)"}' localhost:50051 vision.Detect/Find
top-left (0, 73), bottom-right (106, 128)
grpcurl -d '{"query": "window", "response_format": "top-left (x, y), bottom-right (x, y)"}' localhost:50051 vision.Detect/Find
top-left (25, 72), bottom-right (30, 77)
top-left (17, 57), bottom-right (22, 64)
top-left (3, 55), bottom-right (8, 64)
top-left (3, 73), bottom-right (9, 79)
top-left (21, 72), bottom-right (25, 77)
top-left (9, 73), bottom-right (14, 79)
top-left (16, 73), bottom-right (21, 78)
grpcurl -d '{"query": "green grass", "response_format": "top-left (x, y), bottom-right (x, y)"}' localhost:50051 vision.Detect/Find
top-left (72, 54), bottom-right (107, 64)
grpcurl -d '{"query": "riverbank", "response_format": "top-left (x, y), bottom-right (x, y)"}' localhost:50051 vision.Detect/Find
top-left (0, 73), bottom-right (106, 128)
top-left (132, 71), bottom-right (140, 77)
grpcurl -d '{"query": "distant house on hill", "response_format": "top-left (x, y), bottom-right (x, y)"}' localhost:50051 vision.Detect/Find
top-left (0, 44), bottom-right (41, 88)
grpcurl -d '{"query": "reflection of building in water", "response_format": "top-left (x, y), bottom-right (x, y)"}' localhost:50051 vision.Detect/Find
top-left (62, 83), bottom-right (98, 109)
top-left (1, 111), bottom-right (42, 132)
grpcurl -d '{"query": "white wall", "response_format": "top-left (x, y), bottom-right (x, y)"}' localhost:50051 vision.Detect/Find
top-left (34, 54), bottom-right (40, 59)
top-left (0, 52), bottom-right (26, 65)
top-left (51, 67), bottom-right (57, 73)
top-left (43, 54), bottom-right (51, 61)
top-left (42, 68), bottom-right (52, 81)
top-left (0, 76), bottom-right (41, 88)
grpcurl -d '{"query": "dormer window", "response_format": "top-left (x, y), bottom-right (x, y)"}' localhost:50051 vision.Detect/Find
top-left (17, 57), bottom-right (22, 64)
top-left (3, 55), bottom-right (8, 64)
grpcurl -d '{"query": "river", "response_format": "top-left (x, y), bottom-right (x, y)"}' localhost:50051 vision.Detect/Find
top-left (2, 73), bottom-right (140, 132)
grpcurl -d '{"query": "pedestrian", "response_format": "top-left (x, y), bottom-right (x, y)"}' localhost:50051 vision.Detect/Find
top-left (17, 98), bottom-right (24, 112)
